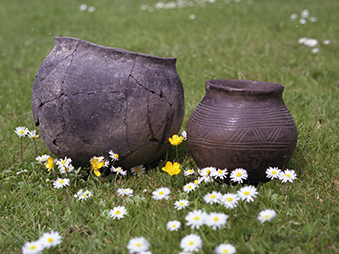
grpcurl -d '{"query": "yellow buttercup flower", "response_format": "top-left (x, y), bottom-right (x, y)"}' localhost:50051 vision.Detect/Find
top-left (90, 157), bottom-right (105, 177)
top-left (45, 157), bottom-right (54, 172)
top-left (162, 161), bottom-right (181, 176)
top-left (169, 134), bottom-right (184, 146)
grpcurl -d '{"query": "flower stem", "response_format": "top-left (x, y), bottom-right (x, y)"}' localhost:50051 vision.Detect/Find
top-left (33, 138), bottom-right (38, 159)
top-left (20, 137), bottom-right (23, 161)
top-left (113, 173), bottom-right (118, 193)
top-left (63, 187), bottom-right (73, 211)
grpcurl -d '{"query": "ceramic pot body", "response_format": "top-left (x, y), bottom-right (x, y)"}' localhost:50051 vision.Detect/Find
top-left (187, 79), bottom-right (297, 184)
top-left (32, 37), bottom-right (185, 168)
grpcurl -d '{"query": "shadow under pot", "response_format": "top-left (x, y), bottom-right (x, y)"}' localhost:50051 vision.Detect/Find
top-left (32, 37), bottom-right (185, 168)
top-left (187, 79), bottom-right (297, 184)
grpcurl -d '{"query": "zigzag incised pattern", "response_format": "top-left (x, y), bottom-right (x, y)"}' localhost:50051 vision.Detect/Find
top-left (188, 103), bottom-right (297, 150)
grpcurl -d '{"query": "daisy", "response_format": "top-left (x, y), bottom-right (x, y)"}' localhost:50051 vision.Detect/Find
top-left (169, 134), bottom-right (184, 146)
top-left (181, 130), bottom-right (187, 140)
top-left (298, 37), bottom-right (307, 44)
top-left (237, 185), bottom-right (258, 202)
top-left (220, 193), bottom-right (239, 209)
top-left (14, 126), bottom-right (28, 137)
top-left (311, 48), bottom-right (319, 54)
top-left (183, 182), bottom-right (197, 193)
top-left (166, 220), bottom-right (181, 231)
top-left (185, 209), bottom-right (207, 229)
top-left (22, 240), bottom-right (44, 254)
top-left (53, 178), bottom-right (70, 189)
top-left (35, 154), bottom-right (50, 163)
top-left (214, 243), bottom-right (236, 254)
top-left (203, 191), bottom-right (222, 204)
top-left (174, 199), bottom-right (189, 210)
top-left (279, 169), bottom-right (297, 183)
top-left (290, 13), bottom-right (298, 20)
top-left (59, 164), bottom-right (74, 174)
top-left (183, 169), bottom-right (195, 176)
top-left (127, 237), bottom-right (150, 253)
top-left (109, 150), bottom-right (119, 161)
top-left (180, 234), bottom-right (203, 253)
top-left (322, 39), bottom-right (331, 45)
top-left (257, 209), bottom-right (277, 223)
top-left (130, 165), bottom-right (145, 176)
top-left (301, 9), bottom-right (309, 18)
top-left (117, 188), bottom-right (133, 197)
top-left (27, 130), bottom-right (39, 139)
top-left (198, 175), bottom-right (214, 183)
top-left (304, 38), bottom-right (318, 47)
top-left (110, 206), bottom-right (127, 220)
top-left (205, 212), bottom-right (229, 230)
top-left (111, 166), bottom-right (127, 176)
top-left (56, 157), bottom-right (72, 170)
top-left (265, 167), bottom-right (282, 180)
top-left (199, 166), bottom-right (217, 177)
top-left (230, 168), bottom-right (248, 183)
top-left (152, 187), bottom-right (171, 200)
top-left (212, 168), bottom-right (228, 180)
top-left (74, 190), bottom-right (92, 200)
top-left (39, 230), bottom-right (62, 249)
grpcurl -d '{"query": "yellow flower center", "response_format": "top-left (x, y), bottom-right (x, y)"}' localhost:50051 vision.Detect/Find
top-left (236, 172), bottom-right (242, 177)
top-left (65, 167), bottom-right (69, 171)
top-left (210, 194), bottom-right (216, 199)
top-left (116, 211), bottom-right (121, 215)
top-left (189, 241), bottom-right (194, 245)
top-left (135, 167), bottom-right (141, 173)
top-left (286, 174), bottom-right (291, 178)
top-left (172, 225), bottom-right (176, 228)
top-left (227, 197), bottom-right (233, 202)
top-left (187, 186), bottom-right (192, 189)
top-left (222, 250), bottom-right (229, 253)
top-left (207, 169), bottom-right (211, 174)
top-left (48, 238), bottom-right (53, 243)
top-left (179, 202), bottom-right (184, 206)
top-left (83, 194), bottom-right (88, 198)
top-left (194, 180), bottom-right (199, 184)
top-left (189, 169), bottom-right (193, 173)
top-left (213, 217), bottom-right (219, 221)
top-left (136, 243), bottom-right (141, 247)
top-left (218, 170), bottom-right (223, 174)
top-left (61, 160), bottom-right (66, 164)
top-left (244, 191), bottom-right (250, 195)
top-left (31, 135), bottom-right (35, 138)
top-left (159, 191), bottom-right (164, 195)
top-left (59, 180), bottom-right (64, 184)
top-left (30, 246), bottom-right (36, 250)
top-left (114, 154), bottom-right (119, 159)
top-left (264, 215), bottom-right (270, 218)
top-left (194, 216), bottom-right (200, 221)
top-left (19, 130), bottom-right (24, 134)
top-left (272, 171), bottom-right (277, 175)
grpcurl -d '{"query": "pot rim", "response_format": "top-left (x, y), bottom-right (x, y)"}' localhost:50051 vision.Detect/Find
top-left (54, 36), bottom-right (177, 63)
top-left (206, 79), bottom-right (284, 94)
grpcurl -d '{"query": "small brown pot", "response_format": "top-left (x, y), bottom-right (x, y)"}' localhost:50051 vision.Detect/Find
top-left (187, 79), bottom-right (297, 184)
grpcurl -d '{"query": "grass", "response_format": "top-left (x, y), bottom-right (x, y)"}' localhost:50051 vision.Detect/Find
top-left (1, 0), bottom-right (339, 253)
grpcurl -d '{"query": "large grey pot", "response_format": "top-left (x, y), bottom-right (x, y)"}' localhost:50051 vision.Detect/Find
top-left (32, 37), bottom-right (185, 168)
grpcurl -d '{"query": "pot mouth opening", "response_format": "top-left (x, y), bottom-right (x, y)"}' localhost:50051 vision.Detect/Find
top-left (206, 79), bottom-right (284, 94)
top-left (54, 36), bottom-right (177, 62)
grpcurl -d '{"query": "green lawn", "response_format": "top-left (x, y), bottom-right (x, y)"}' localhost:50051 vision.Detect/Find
top-left (1, 0), bottom-right (339, 253)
